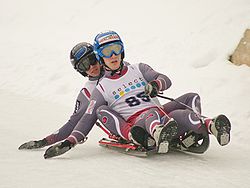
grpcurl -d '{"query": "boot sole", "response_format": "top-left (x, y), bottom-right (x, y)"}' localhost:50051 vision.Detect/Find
top-left (157, 120), bottom-right (178, 153)
top-left (215, 115), bottom-right (231, 146)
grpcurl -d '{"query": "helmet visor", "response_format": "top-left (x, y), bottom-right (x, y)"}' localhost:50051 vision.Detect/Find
top-left (99, 42), bottom-right (123, 58)
top-left (76, 52), bottom-right (97, 73)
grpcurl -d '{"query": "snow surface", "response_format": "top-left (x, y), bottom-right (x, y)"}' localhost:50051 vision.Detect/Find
top-left (1, 0), bottom-right (250, 187)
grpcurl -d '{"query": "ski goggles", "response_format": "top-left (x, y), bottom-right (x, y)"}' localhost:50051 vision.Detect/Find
top-left (98, 42), bottom-right (123, 58)
top-left (75, 52), bottom-right (98, 73)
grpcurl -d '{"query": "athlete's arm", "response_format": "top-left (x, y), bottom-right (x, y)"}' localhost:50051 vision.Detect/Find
top-left (66, 88), bottom-right (107, 144)
top-left (138, 63), bottom-right (172, 91)
top-left (45, 88), bottom-right (92, 145)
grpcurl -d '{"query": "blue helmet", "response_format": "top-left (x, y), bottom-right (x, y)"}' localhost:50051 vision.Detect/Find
top-left (93, 30), bottom-right (125, 63)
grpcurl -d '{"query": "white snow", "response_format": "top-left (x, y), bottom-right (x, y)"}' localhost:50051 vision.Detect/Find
top-left (1, 0), bottom-right (250, 187)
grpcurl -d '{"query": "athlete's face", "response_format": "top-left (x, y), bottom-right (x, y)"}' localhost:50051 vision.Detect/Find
top-left (103, 53), bottom-right (122, 70)
top-left (86, 62), bottom-right (101, 77)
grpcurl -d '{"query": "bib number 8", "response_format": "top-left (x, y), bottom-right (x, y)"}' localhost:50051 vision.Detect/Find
top-left (125, 92), bottom-right (150, 107)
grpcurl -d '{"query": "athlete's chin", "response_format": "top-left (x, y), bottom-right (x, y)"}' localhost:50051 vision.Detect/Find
top-left (111, 61), bottom-right (120, 68)
top-left (89, 69), bottom-right (100, 77)
top-left (92, 72), bottom-right (100, 77)
top-left (111, 66), bottom-right (120, 70)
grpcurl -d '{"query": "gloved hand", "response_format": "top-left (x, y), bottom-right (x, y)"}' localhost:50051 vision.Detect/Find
top-left (44, 140), bottom-right (74, 159)
top-left (144, 80), bottom-right (160, 98)
top-left (18, 138), bottom-right (48, 150)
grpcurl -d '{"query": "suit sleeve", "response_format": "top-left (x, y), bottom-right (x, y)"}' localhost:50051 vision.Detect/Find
top-left (66, 88), bottom-right (107, 144)
top-left (138, 63), bottom-right (172, 91)
top-left (44, 88), bottom-right (91, 145)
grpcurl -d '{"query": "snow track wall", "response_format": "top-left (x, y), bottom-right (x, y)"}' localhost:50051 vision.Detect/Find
top-left (230, 29), bottom-right (250, 67)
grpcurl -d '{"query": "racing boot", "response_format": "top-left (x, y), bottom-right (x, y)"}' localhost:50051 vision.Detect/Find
top-left (130, 125), bottom-right (156, 150)
top-left (209, 114), bottom-right (231, 146)
top-left (153, 118), bottom-right (178, 153)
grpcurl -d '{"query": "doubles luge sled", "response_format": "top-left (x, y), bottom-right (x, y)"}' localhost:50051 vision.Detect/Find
top-left (97, 122), bottom-right (210, 157)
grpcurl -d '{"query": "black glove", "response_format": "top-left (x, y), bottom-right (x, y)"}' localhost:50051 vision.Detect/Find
top-left (44, 140), bottom-right (74, 159)
top-left (18, 138), bottom-right (48, 150)
top-left (144, 80), bottom-right (160, 98)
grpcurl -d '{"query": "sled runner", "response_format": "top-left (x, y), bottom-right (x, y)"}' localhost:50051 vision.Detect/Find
top-left (99, 138), bottom-right (157, 157)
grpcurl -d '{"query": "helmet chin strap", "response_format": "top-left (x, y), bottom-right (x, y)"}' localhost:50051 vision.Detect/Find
top-left (95, 66), bottom-right (105, 85)
top-left (111, 62), bottom-right (124, 76)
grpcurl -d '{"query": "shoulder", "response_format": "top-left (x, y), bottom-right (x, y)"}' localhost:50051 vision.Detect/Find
top-left (127, 62), bottom-right (140, 70)
top-left (128, 62), bottom-right (151, 70)
top-left (127, 63), bottom-right (150, 74)
top-left (137, 63), bottom-right (154, 72)
top-left (82, 79), bottom-right (98, 93)
top-left (83, 79), bottom-right (98, 88)
top-left (123, 61), bottom-right (130, 66)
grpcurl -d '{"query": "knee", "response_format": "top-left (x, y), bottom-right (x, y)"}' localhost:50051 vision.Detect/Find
top-left (186, 92), bottom-right (200, 98)
top-left (185, 92), bottom-right (201, 102)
